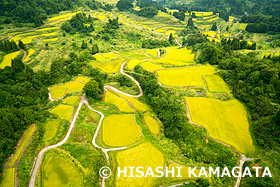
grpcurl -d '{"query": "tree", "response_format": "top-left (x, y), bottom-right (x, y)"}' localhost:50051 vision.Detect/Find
top-left (116, 0), bottom-right (133, 11)
top-left (138, 7), bottom-right (158, 18)
top-left (169, 33), bottom-right (174, 44)
top-left (18, 40), bottom-right (26, 50)
top-left (81, 40), bottom-right (87, 49)
top-left (83, 80), bottom-right (103, 100)
top-left (211, 23), bottom-right (217, 31)
top-left (92, 44), bottom-right (99, 55)
top-left (187, 18), bottom-right (194, 27)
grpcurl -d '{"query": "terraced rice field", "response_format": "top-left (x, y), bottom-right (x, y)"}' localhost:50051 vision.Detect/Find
top-left (0, 51), bottom-right (20, 69)
top-left (127, 59), bottom-right (144, 69)
top-left (93, 54), bottom-right (109, 61)
top-left (37, 27), bottom-right (58, 32)
top-left (206, 17), bottom-right (219, 22)
top-left (102, 114), bottom-right (142, 146)
top-left (143, 113), bottom-right (160, 134)
top-left (43, 120), bottom-right (60, 143)
top-left (116, 93), bottom-right (150, 111)
top-left (164, 47), bottom-right (195, 63)
top-left (146, 49), bottom-right (158, 57)
top-left (204, 75), bottom-right (229, 92)
top-left (8, 124), bottom-right (36, 167)
top-left (0, 168), bottom-right (15, 187)
top-left (90, 58), bottom-right (125, 73)
top-left (239, 23), bottom-right (247, 30)
top-left (141, 62), bottom-right (163, 71)
top-left (166, 162), bottom-right (210, 182)
top-left (50, 104), bottom-right (73, 121)
top-left (157, 65), bottom-right (215, 87)
top-left (42, 151), bottom-right (82, 186)
top-left (49, 76), bottom-right (88, 99)
top-left (104, 91), bottom-right (135, 112)
top-left (48, 11), bottom-right (80, 21)
top-left (101, 52), bottom-right (119, 60)
top-left (24, 48), bottom-right (35, 62)
top-left (63, 96), bottom-right (80, 105)
top-left (40, 32), bottom-right (57, 37)
top-left (116, 142), bottom-right (164, 187)
top-left (203, 31), bottom-right (216, 37)
top-left (186, 97), bottom-right (255, 153)
top-left (42, 38), bottom-right (58, 42)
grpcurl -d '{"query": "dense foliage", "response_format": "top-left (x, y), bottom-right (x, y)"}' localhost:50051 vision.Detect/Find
top-left (61, 13), bottom-right (95, 34)
top-left (117, 0), bottom-right (133, 11)
top-left (137, 7), bottom-right (158, 18)
top-left (0, 40), bottom-right (19, 53)
top-left (173, 11), bottom-right (185, 21)
top-left (142, 38), bottom-right (171, 49)
top-left (83, 80), bottom-right (104, 100)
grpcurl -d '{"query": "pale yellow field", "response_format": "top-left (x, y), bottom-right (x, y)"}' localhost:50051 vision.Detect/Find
top-left (75, 76), bottom-right (90, 83)
top-left (9, 35), bottom-right (21, 42)
top-left (163, 47), bottom-right (195, 63)
top-left (93, 54), bottom-right (108, 61)
top-left (207, 37), bottom-right (221, 42)
top-left (105, 91), bottom-right (135, 112)
top-left (166, 162), bottom-right (210, 182)
top-left (90, 58), bottom-right (125, 73)
top-left (96, 15), bottom-right (106, 20)
top-left (37, 27), bottom-right (58, 32)
top-left (204, 75), bottom-right (229, 92)
top-left (203, 31), bottom-right (216, 37)
top-left (143, 113), bottom-right (160, 134)
top-left (116, 142), bottom-right (164, 187)
top-left (20, 38), bottom-right (33, 44)
top-left (8, 124), bottom-right (36, 167)
top-left (63, 96), bottom-right (80, 105)
top-left (141, 62), bottom-right (163, 71)
top-left (48, 11), bottom-right (80, 21)
top-left (155, 28), bottom-right (164, 33)
top-left (16, 32), bottom-right (37, 37)
top-left (102, 52), bottom-right (119, 60)
top-left (166, 30), bottom-right (177, 37)
top-left (127, 59), bottom-right (144, 69)
top-left (43, 120), bottom-right (60, 142)
top-left (42, 38), bottom-right (58, 42)
top-left (206, 17), bottom-right (219, 22)
top-left (25, 35), bottom-right (39, 39)
top-left (102, 114), bottom-right (142, 146)
top-left (50, 104), bottom-right (73, 121)
top-left (186, 97), bottom-right (255, 153)
top-left (239, 23), bottom-right (247, 30)
top-left (0, 51), bottom-right (20, 69)
top-left (146, 49), bottom-right (158, 57)
top-left (49, 81), bottom-right (85, 99)
top-left (157, 65), bottom-right (216, 87)
top-left (40, 32), bottom-right (57, 36)
top-left (0, 168), bottom-right (15, 187)
top-left (24, 48), bottom-right (35, 62)
top-left (116, 93), bottom-right (150, 111)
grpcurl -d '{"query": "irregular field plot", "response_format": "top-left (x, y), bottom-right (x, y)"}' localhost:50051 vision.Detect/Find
top-left (203, 31), bottom-right (216, 37)
top-left (0, 168), bottom-right (15, 187)
top-left (205, 75), bottom-right (229, 92)
top-left (42, 38), bottom-right (58, 42)
top-left (43, 120), bottom-right (60, 142)
top-left (157, 66), bottom-right (215, 87)
top-left (40, 32), bottom-right (57, 36)
top-left (141, 62), bottom-right (163, 71)
top-left (101, 52), bottom-right (119, 60)
top-left (127, 59), bottom-right (144, 70)
top-left (0, 51), bottom-right (20, 69)
top-left (37, 27), bottom-right (58, 32)
top-left (104, 92), bottom-right (134, 112)
top-left (143, 113), bottom-right (160, 134)
top-left (102, 114), bottom-right (142, 146)
top-left (186, 97), bottom-right (255, 153)
top-left (93, 54), bottom-right (108, 61)
top-left (146, 49), bottom-right (158, 57)
top-left (116, 93), bottom-right (150, 111)
top-left (75, 76), bottom-right (90, 83)
top-left (8, 124), bottom-right (36, 167)
top-left (166, 162), bottom-right (210, 182)
top-left (48, 11), bottom-right (80, 21)
top-left (42, 151), bottom-right (82, 187)
top-left (90, 58), bottom-right (125, 73)
top-left (239, 23), bottom-right (247, 30)
top-left (24, 48), bottom-right (35, 62)
top-left (63, 96), bottom-right (80, 105)
top-left (164, 47), bottom-right (195, 63)
top-left (116, 142), bottom-right (164, 187)
top-left (50, 104), bottom-right (73, 121)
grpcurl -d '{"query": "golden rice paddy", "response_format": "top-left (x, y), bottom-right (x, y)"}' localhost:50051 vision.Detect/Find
top-left (24, 48), bottom-right (35, 62)
top-left (90, 58), bottom-right (125, 73)
top-left (143, 113), bottom-right (160, 134)
top-left (141, 62), bottom-right (163, 71)
top-left (104, 91), bottom-right (135, 112)
top-left (50, 104), bottom-right (73, 121)
top-left (63, 96), bottom-right (80, 105)
top-left (0, 51), bottom-right (20, 69)
top-left (204, 75), bottom-right (229, 92)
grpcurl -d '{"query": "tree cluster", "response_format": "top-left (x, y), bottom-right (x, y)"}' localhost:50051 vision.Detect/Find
top-left (221, 38), bottom-right (257, 50)
top-left (137, 7), bottom-right (158, 18)
top-left (116, 0), bottom-right (133, 11)
top-left (142, 39), bottom-right (171, 49)
top-left (61, 13), bottom-right (95, 34)
top-left (0, 40), bottom-right (19, 53)
top-left (173, 11), bottom-right (185, 21)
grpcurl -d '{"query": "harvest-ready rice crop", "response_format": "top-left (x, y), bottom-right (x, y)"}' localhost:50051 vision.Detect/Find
top-left (0, 51), bottom-right (20, 69)
top-left (43, 120), bottom-right (60, 143)
top-left (116, 142), bottom-right (164, 187)
top-left (204, 75), bottom-right (229, 92)
top-left (141, 62), bottom-right (163, 71)
top-left (24, 48), bottom-right (35, 62)
top-left (50, 104), bottom-right (73, 121)
top-left (42, 38), bottom-right (58, 42)
top-left (63, 96), bottom-right (80, 105)
top-left (186, 97), bottom-right (255, 153)
top-left (0, 168), bottom-right (15, 187)
top-left (157, 65), bottom-right (215, 87)
top-left (102, 114), bottom-right (142, 146)
top-left (143, 113), bottom-right (160, 134)
top-left (115, 92), bottom-right (150, 111)
top-left (104, 91), bottom-right (135, 112)
top-left (37, 27), bottom-right (58, 32)
top-left (127, 59), bottom-right (144, 69)
top-left (90, 58), bottom-right (125, 73)
top-left (48, 11), bottom-right (80, 21)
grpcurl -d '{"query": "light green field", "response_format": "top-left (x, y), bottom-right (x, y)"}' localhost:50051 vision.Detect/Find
top-left (0, 168), bottom-right (15, 187)
top-left (43, 120), bottom-right (60, 143)
top-left (239, 23), bottom-right (247, 30)
top-left (186, 97), bottom-right (255, 153)
top-left (127, 59), bottom-right (144, 69)
top-left (141, 62), bottom-right (163, 71)
top-left (24, 48), bottom-right (35, 62)
top-left (104, 91), bottom-right (135, 112)
top-left (42, 151), bottom-right (82, 187)
top-left (166, 162), bottom-right (210, 182)
top-left (204, 75), bottom-right (230, 92)
top-left (143, 113), bottom-right (160, 134)
top-left (50, 104), bottom-right (73, 121)
top-left (116, 142), bottom-right (164, 187)
top-left (116, 93), bottom-right (150, 111)
top-left (90, 58), bottom-right (125, 73)
top-left (93, 54), bottom-right (108, 61)
top-left (63, 96), bottom-right (80, 105)
top-left (8, 124), bottom-right (36, 167)
top-left (157, 65), bottom-right (215, 87)
top-left (102, 114), bottom-right (142, 146)
top-left (42, 38), bottom-right (58, 42)
top-left (0, 51), bottom-right (20, 69)
top-left (37, 27), bottom-right (58, 32)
